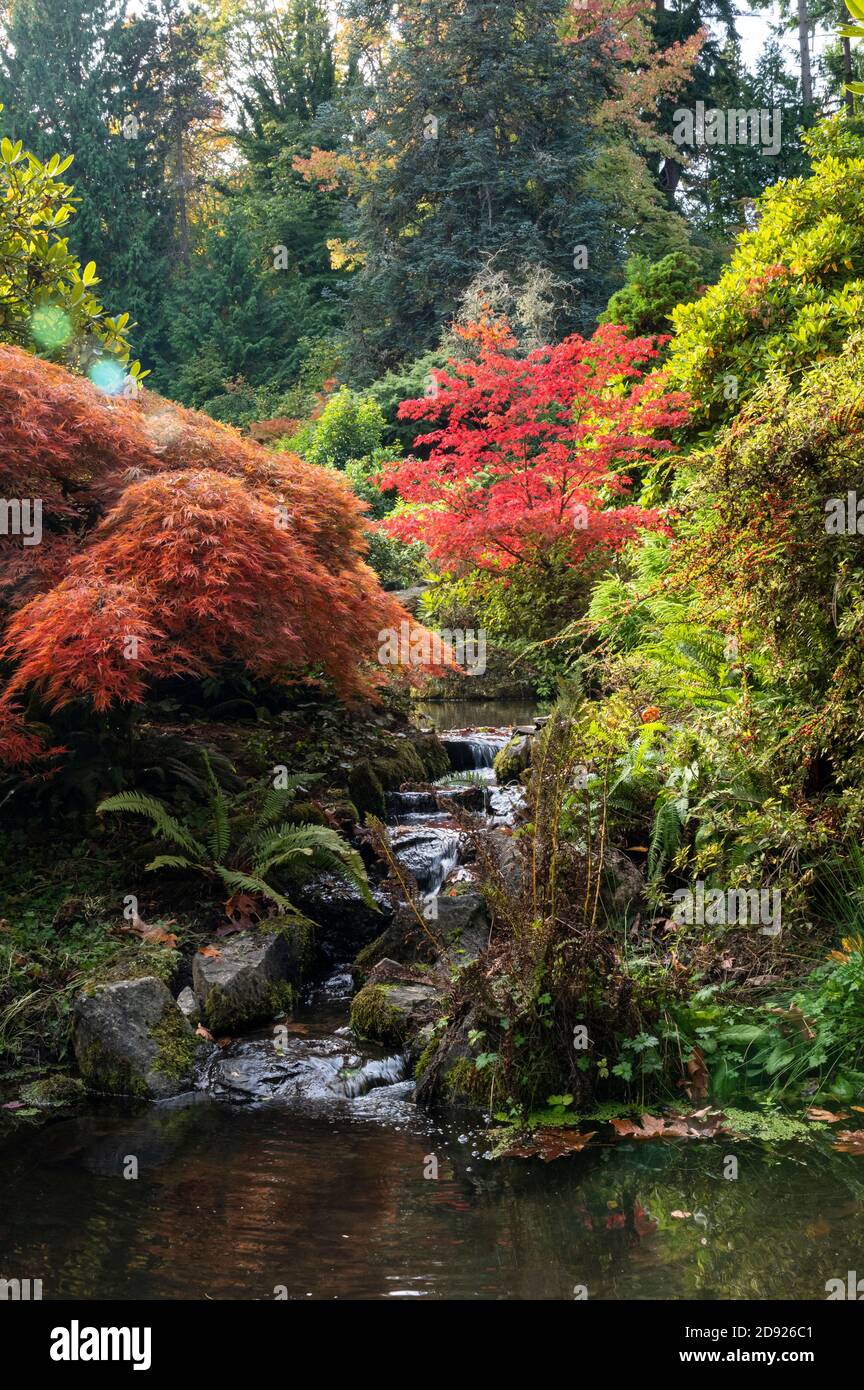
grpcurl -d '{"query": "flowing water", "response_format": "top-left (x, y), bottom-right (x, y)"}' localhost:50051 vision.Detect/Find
top-left (1, 704), bottom-right (860, 1301)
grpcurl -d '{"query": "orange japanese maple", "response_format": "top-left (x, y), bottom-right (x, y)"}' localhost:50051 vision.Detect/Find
top-left (0, 345), bottom-right (436, 767)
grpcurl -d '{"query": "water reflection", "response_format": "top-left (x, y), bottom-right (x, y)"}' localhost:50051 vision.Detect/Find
top-left (2, 1102), bottom-right (863, 1300)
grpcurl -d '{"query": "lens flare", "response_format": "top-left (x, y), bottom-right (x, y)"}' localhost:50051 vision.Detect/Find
top-left (30, 306), bottom-right (72, 351)
top-left (88, 358), bottom-right (127, 395)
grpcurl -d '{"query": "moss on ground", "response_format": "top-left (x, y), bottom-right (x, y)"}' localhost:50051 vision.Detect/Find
top-left (19, 1074), bottom-right (87, 1109)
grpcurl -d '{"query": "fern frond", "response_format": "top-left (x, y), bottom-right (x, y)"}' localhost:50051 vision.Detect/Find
top-left (97, 792), bottom-right (206, 858)
top-left (212, 865), bottom-right (303, 916)
top-left (253, 823), bottom-right (377, 910)
top-left (255, 777), bottom-right (323, 830)
top-left (145, 854), bottom-right (196, 872)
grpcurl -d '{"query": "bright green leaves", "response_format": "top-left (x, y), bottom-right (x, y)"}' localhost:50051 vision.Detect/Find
top-left (0, 122), bottom-right (145, 382)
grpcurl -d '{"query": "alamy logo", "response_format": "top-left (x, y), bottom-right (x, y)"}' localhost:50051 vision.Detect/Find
top-left (825, 491), bottom-right (864, 534)
top-left (378, 622), bottom-right (487, 675)
top-left (672, 102), bottom-right (781, 156)
top-left (671, 881), bottom-right (781, 935)
top-left (0, 1277), bottom-right (42, 1299)
top-left (826, 1271), bottom-right (864, 1299)
top-left (50, 1321), bottom-right (152, 1371)
top-left (0, 498), bottom-right (42, 546)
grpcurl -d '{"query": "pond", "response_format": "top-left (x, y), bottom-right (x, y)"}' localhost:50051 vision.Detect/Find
top-left (1, 1085), bottom-right (860, 1300)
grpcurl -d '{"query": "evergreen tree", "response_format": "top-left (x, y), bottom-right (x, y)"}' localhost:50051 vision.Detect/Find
top-left (158, 0), bottom-right (347, 414)
top-left (0, 0), bottom-right (210, 372)
top-left (334, 0), bottom-right (615, 378)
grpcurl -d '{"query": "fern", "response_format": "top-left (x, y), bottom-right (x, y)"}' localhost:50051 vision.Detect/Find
top-left (99, 764), bottom-right (376, 923)
top-left (202, 752), bottom-right (231, 863)
top-left (96, 791), bottom-right (206, 859)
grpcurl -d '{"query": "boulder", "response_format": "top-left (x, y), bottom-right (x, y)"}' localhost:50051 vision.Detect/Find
top-left (413, 1007), bottom-right (490, 1108)
top-left (192, 931), bottom-right (297, 1033)
top-left (486, 827), bottom-right (524, 893)
top-left (435, 892), bottom-right (490, 966)
top-left (350, 976), bottom-right (441, 1047)
top-left (493, 735), bottom-right (532, 783)
top-left (604, 847), bottom-right (645, 917)
top-left (390, 584), bottom-right (428, 615)
top-left (19, 1074), bottom-right (87, 1110)
top-left (73, 977), bottom-right (200, 1099)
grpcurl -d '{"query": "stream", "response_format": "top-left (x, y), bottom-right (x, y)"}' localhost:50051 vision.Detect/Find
top-left (1, 703), bottom-right (863, 1301)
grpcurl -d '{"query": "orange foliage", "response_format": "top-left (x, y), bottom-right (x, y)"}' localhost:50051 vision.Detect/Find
top-left (0, 345), bottom-right (436, 766)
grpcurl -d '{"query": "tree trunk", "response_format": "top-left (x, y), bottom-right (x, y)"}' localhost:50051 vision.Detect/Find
top-left (843, 36), bottom-right (854, 115)
top-left (797, 0), bottom-right (812, 107)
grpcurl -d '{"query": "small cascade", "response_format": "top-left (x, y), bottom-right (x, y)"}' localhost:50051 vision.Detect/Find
top-left (339, 1054), bottom-right (405, 1098)
top-left (440, 731), bottom-right (508, 771)
top-left (200, 707), bottom-right (534, 1114)
top-left (386, 789), bottom-right (438, 816)
top-left (389, 825), bottom-right (462, 895)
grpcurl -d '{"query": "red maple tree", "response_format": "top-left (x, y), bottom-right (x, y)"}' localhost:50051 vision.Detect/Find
top-left (0, 345), bottom-right (440, 768)
top-left (379, 318), bottom-right (690, 574)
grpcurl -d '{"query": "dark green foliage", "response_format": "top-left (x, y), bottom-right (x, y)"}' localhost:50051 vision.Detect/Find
top-left (0, 0), bottom-right (211, 374)
top-left (338, 0), bottom-right (616, 377)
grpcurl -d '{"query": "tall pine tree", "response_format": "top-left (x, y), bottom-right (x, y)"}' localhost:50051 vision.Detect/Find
top-left (332, 0), bottom-right (616, 378)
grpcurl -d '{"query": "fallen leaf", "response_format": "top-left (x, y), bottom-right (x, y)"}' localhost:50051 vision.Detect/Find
top-left (671, 1210), bottom-right (692, 1220)
top-left (138, 924), bottom-right (178, 947)
top-left (805, 1219), bottom-right (831, 1239)
top-left (833, 1129), bottom-right (864, 1155)
top-left (805, 1107), bottom-right (848, 1123)
top-left (502, 1128), bottom-right (596, 1161)
top-left (681, 1046), bottom-right (709, 1103)
top-left (121, 913), bottom-right (177, 948)
top-left (609, 1109), bottom-right (727, 1141)
top-left (766, 1004), bottom-right (815, 1043)
top-left (215, 920), bottom-right (247, 937)
top-left (195, 1024), bottom-right (215, 1041)
top-left (197, 945), bottom-right (221, 959)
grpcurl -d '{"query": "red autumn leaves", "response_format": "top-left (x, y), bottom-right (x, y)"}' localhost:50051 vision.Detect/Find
top-left (0, 345), bottom-right (431, 766)
top-left (380, 319), bottom-right (690, 574)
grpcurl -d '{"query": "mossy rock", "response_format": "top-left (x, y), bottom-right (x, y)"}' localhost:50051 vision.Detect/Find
top-left (348, 764), bottom-right (386, 818)
top-left (80, 944), bottom-right (179, 996)
top-left (372, 744), bottom-right (427, 791)
top-left (19, 1074), bottom-right (87, 1110)
top-left (493, 735), bottom-right (532, 784)
top-left (192, 931), bottom-right (298, 1034)
top-left (73, 977), bottom-right (202, 1099)
top-left (150, 1006), bottom-right (204, 1082)
top-left (351, 931), bottom-right (393, 982)
top-left (350, 978), bottom-right (440, 1047)
top-left (413, 1032), bottom-right (439, 1082)
top-left (203, 979), bottom-right (294, 1034)
top-left (415, 733), bottom-right (451, 781)
top-left (443, 1056), bottom-right (491, 1106)
top-left (282, 800), bottom-right (328, 827)
top-left (350, 984), bottom-right (408, 1046)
